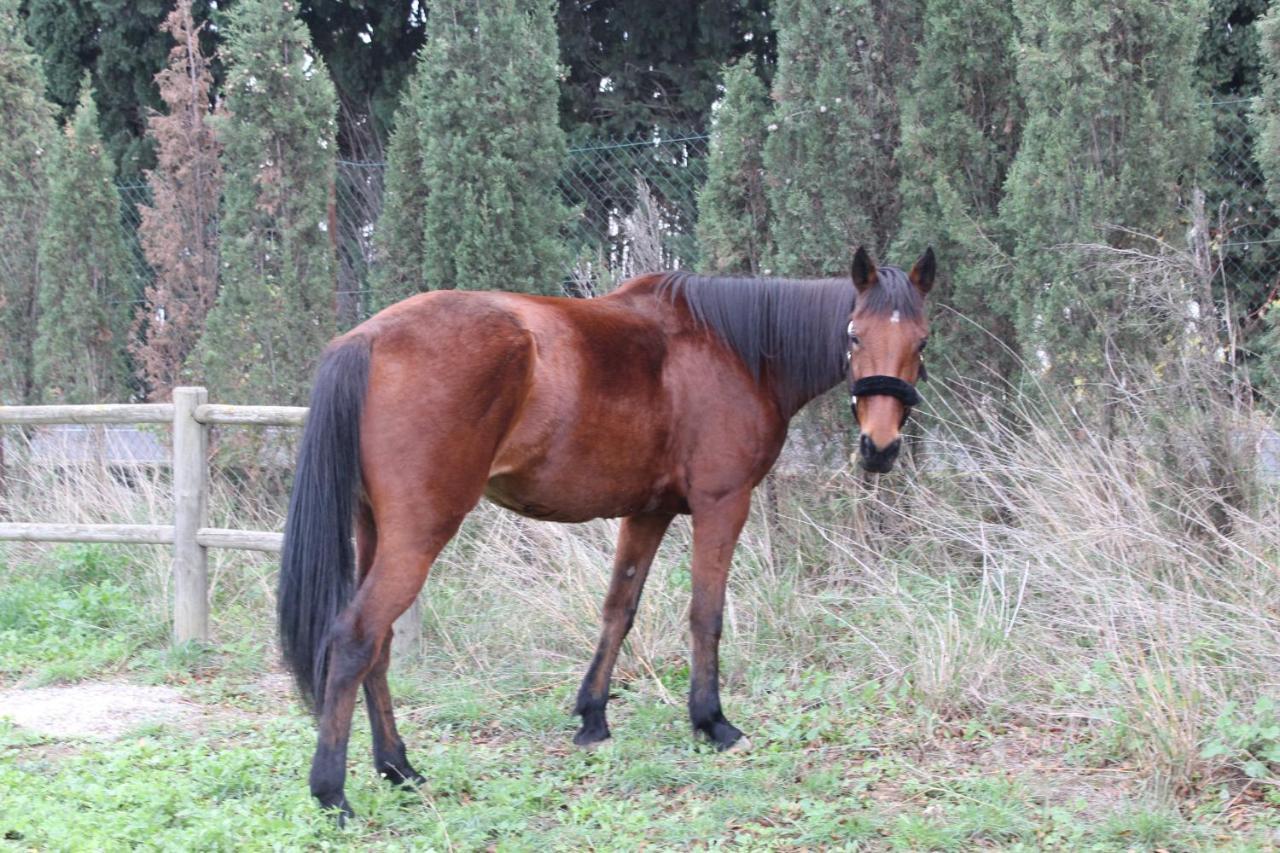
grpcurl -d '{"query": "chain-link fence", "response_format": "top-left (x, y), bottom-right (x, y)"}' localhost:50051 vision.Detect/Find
top-left (1203, 99), bottom-right (1280, 318)
top-left (118, 132), bottom-right (711, 323)
top-left (560, 133), bottom-right (709, 296)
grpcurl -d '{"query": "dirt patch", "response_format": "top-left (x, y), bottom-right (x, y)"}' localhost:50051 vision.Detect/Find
top-left (0, 682), bottom-right (200, 740)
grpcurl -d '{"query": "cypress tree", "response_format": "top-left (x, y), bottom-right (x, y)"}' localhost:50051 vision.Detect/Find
top-left (35, 83), bottom-right (132, 403)
top-left (695, 58), bottom-right (771, 276)
top-left (1251, 4), bottom-right (1280, 397)
top-left (0, 0), bottom-right (58, 404)
top-left (198, 0), bottom-right (338, 405)
top-left (370, 65), bottom-right (428, 309)
top-left (763, 0), bottom-right (904, 276)
top-left (131, 3), bottom-right (222, 401)
top-left (999, 0), bottom-right (1207, 383)
top-left (1200, 0), bottom-right (1275, 359)
top-left (1253, 6), bottom-right (1280, 226)
top-left (1201, 0), bottom-right (1269, 222)
top-left (556, 0), bottom-right (774, 141)
top-left (24, 0), bottom-right (178, 180)
top-left (1253, 300), bottom-right (1280, 398)
top-left (298, 0), bottom-right (426, 151)
top-left (373, 0), bottom-right (568, 305)
top-left (892, 0), bottom-right (1021, 386)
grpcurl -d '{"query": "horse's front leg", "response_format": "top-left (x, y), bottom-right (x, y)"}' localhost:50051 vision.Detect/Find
top-left (687, 490), bottom-right (752, 750)
top-left (573, 512), bottom-right (674, 746)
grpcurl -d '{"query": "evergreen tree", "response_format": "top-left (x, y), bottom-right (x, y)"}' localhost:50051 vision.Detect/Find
top-left (35, 83), bottom-right (132, 403)
top-left (892, 0), bottom-right (1021, 386)
top-left (369, 64), bottom-right (428, 308)
top-left (198, 0), bottom-right (337, 405)
top-left (1251, 3), bottom-right (1280, 397)
top-left (556, 0), bottom-right (773, 141)
top-left (695, 58), bottom-right (770, 275)
top-left (763, 0), bottom-right (907, 275)
top-left (132, 3), bottom-right (222, 401)
top-left (299, 0), bottom-right (426, 152)
top-left (22, 0), bottom-right (97, 122)
top-left (0, 0), bottom-right (57, 404)
top-left (1252, 297), bottom-right (1280, 398)
top-left (999, 0), bottom-right (1207, 383)
top-left (1200, 0), bottom-right (1275, 340)
top-left (24, 0), bottom-right (190, 180)
top-left (372, 0), bottom-right (568, 304)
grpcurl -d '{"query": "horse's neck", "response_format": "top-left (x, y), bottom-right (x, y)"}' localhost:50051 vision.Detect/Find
top-left (622, 275), bottom-right (848, 419)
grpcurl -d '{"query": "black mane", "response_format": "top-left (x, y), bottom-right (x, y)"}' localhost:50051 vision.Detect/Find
top-left (657, 268), bottom-right (921, 406)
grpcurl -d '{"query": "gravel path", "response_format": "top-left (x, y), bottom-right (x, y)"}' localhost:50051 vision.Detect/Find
top-left (0, 682), bottom-right (198, 739)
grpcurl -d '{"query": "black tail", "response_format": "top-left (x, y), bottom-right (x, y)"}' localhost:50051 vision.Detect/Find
top-left (278, 336), bottom-right (371, 714)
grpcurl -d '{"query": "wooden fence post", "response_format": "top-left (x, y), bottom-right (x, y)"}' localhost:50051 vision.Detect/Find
top-left (172, 387), bottom-right (209, 643)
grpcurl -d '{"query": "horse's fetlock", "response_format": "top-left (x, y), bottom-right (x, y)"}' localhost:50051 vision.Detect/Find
top-left (688, 694), bottom-right (725, 730)
top-left (574, 690), bottom-right (606, 719)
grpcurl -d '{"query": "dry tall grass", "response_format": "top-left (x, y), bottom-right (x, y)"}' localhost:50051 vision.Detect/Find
top-left (1, 350), bottom-right (1276, 802)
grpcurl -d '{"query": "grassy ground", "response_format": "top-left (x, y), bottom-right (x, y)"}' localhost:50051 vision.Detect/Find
top-left (1, 542), bottom-right (1277, 851)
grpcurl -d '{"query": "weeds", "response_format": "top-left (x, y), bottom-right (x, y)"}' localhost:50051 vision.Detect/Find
top-left (1, 336), bottom-right (1278, 845)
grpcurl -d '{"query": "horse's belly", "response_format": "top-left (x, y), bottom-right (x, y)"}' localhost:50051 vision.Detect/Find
top-left (485, 380), bottom-right (679, 521)
top-left (483, 470), bottom-right (677, 523)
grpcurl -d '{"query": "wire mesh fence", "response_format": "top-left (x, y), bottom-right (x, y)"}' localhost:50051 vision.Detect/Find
top-left (117, 132), bottom-right (710, 320)
top-left (114, 103), bottom-right (1280, 324)
top-left (560, 132), bottom-right (709, 297)
top-left (1202, 99), bottom-right (1280, 318)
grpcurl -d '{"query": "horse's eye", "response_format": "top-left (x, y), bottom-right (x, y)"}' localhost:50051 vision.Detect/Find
top-left (849, 334), bottom-right (861, 348)
top-left (919, 338), bottom-right (928, 353)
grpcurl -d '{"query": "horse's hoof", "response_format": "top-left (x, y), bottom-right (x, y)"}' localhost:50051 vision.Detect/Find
top-left (724, 734), bottom-right (753, 754)
top-left (378, 764), bottom-right (426, 789)
top-left (573, 726), bottom-right (611, 749)
top-left (319, 797), bottom-right (355, 826)
top-left (698, 717), bottom-right (745, 751)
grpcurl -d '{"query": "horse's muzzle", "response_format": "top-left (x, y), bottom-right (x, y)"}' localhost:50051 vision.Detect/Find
top-left (858, 434), bottom-right (900, 474)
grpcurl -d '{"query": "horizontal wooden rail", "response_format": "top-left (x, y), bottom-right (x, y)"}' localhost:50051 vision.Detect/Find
top-left (0, 522), bottom-right (283, 553)
top-left (0, 522), bottom-right (175, 545)
top-left (195, 528), bottom-right (283, 553)
top-left (194, 404), bottom-right (307, 427)
top-left (0, 403), bottom-right (174, 425)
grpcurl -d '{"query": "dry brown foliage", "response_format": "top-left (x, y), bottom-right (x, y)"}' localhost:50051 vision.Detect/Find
top-left (131, 4), bottom-right (222, 401)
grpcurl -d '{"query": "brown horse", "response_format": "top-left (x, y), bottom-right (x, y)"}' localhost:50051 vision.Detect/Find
top-left (277, 246), bottom-right (934, 817)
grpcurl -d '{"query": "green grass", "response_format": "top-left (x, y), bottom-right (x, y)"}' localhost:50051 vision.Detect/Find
top-left (0, 545), bottom-right (166, 684)
top-left (1, 544), bottom-right (1277, 850)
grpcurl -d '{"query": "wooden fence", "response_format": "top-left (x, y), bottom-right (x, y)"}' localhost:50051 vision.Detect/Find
top-left (0, 387), bottom-right (305, 644)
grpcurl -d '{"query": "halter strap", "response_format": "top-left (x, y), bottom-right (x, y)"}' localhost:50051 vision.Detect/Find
top-left (850, 375), bottom-right (920, 407)
top-left (849, 375), bottom-right (921, 424)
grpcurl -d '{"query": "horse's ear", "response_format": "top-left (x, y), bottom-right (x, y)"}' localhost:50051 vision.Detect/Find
top-left (909, 247), bottom-right (936, 294)
top-left (851, 246), bottom-right (877, 293)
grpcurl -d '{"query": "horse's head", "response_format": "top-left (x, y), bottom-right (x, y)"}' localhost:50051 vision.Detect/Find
top-left (846, 246), bottom-right (934, 474)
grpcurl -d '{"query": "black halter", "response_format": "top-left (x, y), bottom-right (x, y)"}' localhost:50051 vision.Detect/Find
top-left (849, 371), bottom-right (923, 425)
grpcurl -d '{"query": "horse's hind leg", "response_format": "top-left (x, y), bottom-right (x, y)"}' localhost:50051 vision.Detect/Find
top-left (363, 635), bottom-right (422, 785)
top-left (573, 512), bottom-right (673, 746)
top-left (355, 504), bottom-right (424, 787)
top-left (308, 516), bottom-right (468, 816)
